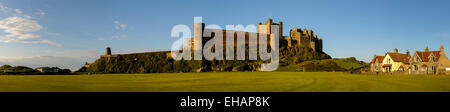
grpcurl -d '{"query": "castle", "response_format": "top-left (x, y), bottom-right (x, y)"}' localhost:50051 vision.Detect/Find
top-left (259, 19), bottom-right (323, 52)
top-left (184, 19), bottom-right (324, 54)
top-left (97, 19), bottom-right (326, 72)
top-left (102, 19), bottom-right (324, 59)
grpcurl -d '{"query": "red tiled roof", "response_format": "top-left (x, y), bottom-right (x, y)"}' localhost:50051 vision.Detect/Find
top-left (386, 53), bottom-right (410, 64)
top-left (370, 56), bottom-right (385, 64)
top-left (415, 51), bottom-right (441, 62)
top-left (422, 64), bottom-right (428, 67)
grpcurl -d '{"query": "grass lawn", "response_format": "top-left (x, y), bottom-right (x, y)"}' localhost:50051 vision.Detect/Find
top-left (0, 72), bottom-right (449, 92)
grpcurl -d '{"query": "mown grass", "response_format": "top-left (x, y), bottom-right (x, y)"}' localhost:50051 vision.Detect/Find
top-left (0, 72), bottom-right (449, 92)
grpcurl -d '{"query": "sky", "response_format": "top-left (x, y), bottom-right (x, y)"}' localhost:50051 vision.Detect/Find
top-left (0, 0), bottom-right (449, 70)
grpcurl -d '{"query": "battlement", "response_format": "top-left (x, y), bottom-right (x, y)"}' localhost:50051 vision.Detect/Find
top-left (289, 26), bottom-right (323, 52)
top-left (187, 19), bottom-right (323, 53)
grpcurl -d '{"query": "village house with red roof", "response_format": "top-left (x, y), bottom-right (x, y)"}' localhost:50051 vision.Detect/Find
top-left (370, 55), bottom-right (385, 73)
top-left (410, 45), bottom-right (450, 74)
top-left (370, 45), bottom-right (450, 74)
top-left (381, 48), bottom-right (411, 73)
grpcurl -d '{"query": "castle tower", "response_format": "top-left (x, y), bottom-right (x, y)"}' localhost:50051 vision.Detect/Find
top-left (257, 19), bottom-right (283, 46)
top-left (441, 45), bottom-right (445, 52)
top-left (257, 19), bottom-right (283, 36)
top-left (394, 48), bottom-right (398, 53)
top-left (193, 22), bottom-right (205, 60)
top-left (318, 38), bottom-right (323, 52)
top-left (277, 21), bottom-right (283, 39)
top-left (266, 19), bottom-right (272, 35)
top-left (425, 46), bottom-right (429, 52)
top-left (105, 47), bottom-right (111, 56)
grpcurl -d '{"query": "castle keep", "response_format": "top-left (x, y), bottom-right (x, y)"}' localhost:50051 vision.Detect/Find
top-left (258, 19), bottom-right (323, 52)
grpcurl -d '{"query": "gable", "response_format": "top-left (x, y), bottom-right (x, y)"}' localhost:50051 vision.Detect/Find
top-left (415, 51), bottom-right (441, 62)
top-left (370, 56), bottom-right (385, 64)
top-left (429, 53), bottom-right (436, 62)
top-left (386, 53), bottom-right (409, 63)
top-left (411, 53), bottom-right (422, 62)
top-left (383, 55), bottom-right (392, 63)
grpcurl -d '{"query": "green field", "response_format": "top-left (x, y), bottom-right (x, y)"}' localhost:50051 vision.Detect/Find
top-left (0, 72), bottom-right (449, 92)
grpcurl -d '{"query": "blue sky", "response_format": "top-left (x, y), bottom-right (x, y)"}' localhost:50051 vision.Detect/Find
top-left (0, 0), bottom-right (449, 70)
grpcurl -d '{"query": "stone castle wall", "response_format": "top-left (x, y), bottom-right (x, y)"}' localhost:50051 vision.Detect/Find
top-left (187, 19), bottom-right (324, 54)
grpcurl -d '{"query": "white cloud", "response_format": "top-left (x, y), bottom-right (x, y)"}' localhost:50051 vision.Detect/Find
top-left (0, 3), bottom-right (11, 12)
top-left (38, 9), bottom-right (45, 16)
top-left (22, 40), bottom-right (62, 47)
top-left (114, 21), bottom-right (127, 30)
top-left (0, 17), bottom-right (42, 41)
top-left (0, 17), bottom-right (61, 46)
top-left (14, 9), bottom-right (22, 14)
top-left (24, 14), bottom-right (31, 19)
top-left (111, 34), bottom-right (127, 39)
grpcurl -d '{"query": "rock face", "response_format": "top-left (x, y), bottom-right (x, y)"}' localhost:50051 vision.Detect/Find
top-left (87, 46), bottom-right (331, 73)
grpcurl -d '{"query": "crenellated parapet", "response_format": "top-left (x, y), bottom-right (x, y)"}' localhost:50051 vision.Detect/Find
top-left (186, 19), bottom-right (324, 53)
top-left (288, 26), bottom-right (323, 52)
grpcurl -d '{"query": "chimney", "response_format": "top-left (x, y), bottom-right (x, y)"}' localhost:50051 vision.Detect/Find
top-left (425, 46), bottom-right (429, 52)
top-left (394, 48), bottom-right (398, 53)
top-left (406, 50), bottom-right (410, 56)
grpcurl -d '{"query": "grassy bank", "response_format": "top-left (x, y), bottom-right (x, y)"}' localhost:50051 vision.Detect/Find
top-left (0, 72), bottom-right (449, 92)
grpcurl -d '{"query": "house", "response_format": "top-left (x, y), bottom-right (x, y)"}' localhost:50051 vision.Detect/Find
top-left (381, 48), bottom-right (411, 73)
top-left (36, 67), bottom-right (61, 73)
top-left (409, 46), bottom-right (449, 74)
top-left (436, 45), bottom-right (450, 74)
top-left (370, 55), bottom-right (385, 73)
